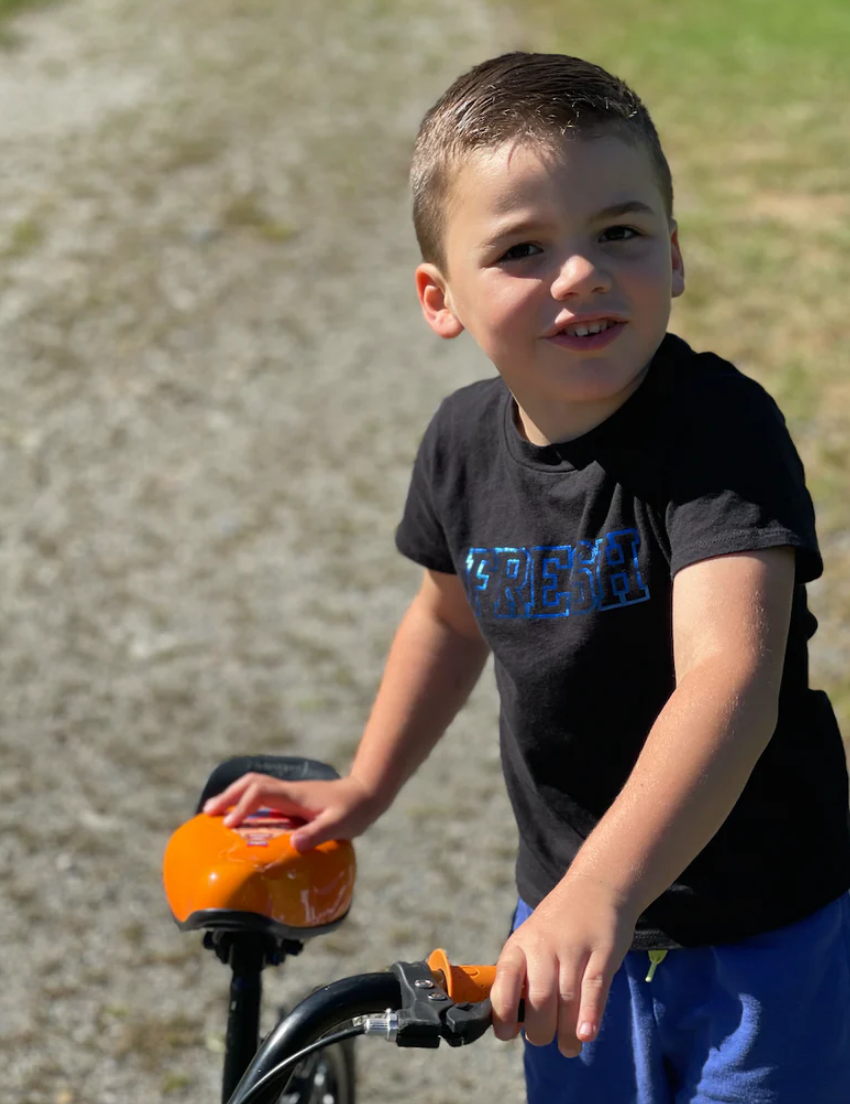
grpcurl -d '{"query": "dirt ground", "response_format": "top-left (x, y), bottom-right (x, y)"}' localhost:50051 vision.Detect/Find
top-left (4, 3), bottom-right (848, 1104)
top-left (0, 1), bottom-right (530, 1100)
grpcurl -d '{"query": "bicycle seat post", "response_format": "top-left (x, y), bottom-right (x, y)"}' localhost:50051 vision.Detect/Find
top-left (221, 932), bottom-right (269, 1104)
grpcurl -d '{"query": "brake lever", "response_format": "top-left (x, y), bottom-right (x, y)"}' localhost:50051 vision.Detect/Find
top-left (443, 995), bottom-right (494, 1046)
top-left (390, 960), bottom-right (494, 1048)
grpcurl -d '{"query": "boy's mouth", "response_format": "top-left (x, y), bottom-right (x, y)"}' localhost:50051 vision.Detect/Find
top-left (562, 319), bottom-right (615, 337)
top-left (545, 317), bottom-right (626, 350)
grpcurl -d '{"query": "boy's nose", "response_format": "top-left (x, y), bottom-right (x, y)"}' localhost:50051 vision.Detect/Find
top-left (550, 253), bottom-right (611, 299)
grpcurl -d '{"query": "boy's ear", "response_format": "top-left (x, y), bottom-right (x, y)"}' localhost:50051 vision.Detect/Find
top-left (415, 263), bottom-right (465, 339)
top-left (670, 223), bottom-right (685, 299)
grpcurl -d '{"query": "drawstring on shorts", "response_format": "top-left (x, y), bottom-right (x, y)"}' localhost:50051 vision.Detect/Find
top-left (645, 949), bottom-right (668, 982)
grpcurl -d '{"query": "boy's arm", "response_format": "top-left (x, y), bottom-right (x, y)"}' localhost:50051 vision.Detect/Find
top-left (346, 566), bottom-right (490, 809)
top-left (491, 546), bottom-right (795, 1057)
top-left (203, 568), bottom-right (489, 847)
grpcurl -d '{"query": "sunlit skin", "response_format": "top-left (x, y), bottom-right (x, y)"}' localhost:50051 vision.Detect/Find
top-left (416, 136), bottom-right (685, 444)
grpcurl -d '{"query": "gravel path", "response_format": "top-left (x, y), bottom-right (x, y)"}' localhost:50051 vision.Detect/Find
top-left (0, 2), bottom-right (527, 1101)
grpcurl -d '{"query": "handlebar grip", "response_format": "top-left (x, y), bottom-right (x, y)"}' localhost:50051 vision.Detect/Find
top-left (426, 948), bottom-right (526, 1023)
top-left (427, 948), bottom-right (498, 1003)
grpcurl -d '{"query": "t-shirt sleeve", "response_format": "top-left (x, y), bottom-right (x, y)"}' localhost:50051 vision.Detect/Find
top-left (395, 405), bottom-right (456, 574)
top-left (665, 372), bottom-right (822, 582)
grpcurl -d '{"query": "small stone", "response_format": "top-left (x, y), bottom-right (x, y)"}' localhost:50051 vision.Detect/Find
top-left (187, 225), bottom-right (219, 245)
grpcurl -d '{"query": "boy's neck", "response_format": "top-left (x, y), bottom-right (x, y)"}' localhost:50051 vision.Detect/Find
top-left (512, 364), bottom-right (651, 446)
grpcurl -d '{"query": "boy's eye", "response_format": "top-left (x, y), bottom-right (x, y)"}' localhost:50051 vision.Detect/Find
top-left (600, 224), bottom-right (640, 242)
top-left (498, 242), bottom-right (542, 262)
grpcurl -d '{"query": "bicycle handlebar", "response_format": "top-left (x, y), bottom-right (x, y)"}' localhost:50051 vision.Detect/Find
top-left (227, 951), bottom-right (517, 1104)
top-left (227, 972), bottom-right (400, 1104)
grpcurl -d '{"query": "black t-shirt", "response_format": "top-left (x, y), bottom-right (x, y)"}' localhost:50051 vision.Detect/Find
top-left (396, 333), bottom-right (850, 948)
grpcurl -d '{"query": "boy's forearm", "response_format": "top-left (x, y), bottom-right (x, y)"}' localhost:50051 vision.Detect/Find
top-left (348, 593), bottom-right (490, 813)
top-left (565, 661), bottom-right (779, 918)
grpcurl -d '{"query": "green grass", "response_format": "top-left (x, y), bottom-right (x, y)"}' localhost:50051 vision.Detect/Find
top-left (3, 216), bottom-right (45, 257)
top-left (0, 0), bottom-right (60, 46)
top-left (0, 0), bottom-right (46, 13)
top-left (508, 0), bottom-right (850, 728)
top-left (0, 0), bottom-right (54, 25)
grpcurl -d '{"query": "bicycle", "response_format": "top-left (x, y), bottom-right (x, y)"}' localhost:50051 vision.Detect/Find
top-left (163, 754), bottom-right (506, 1104)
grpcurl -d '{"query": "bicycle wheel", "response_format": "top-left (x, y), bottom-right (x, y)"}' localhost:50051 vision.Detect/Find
top-left (275, 1031), bottom-right (356, 1104)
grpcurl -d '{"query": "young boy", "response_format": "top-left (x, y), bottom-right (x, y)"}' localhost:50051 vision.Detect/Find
top-left (204, 53), bottom-right (850, 1101)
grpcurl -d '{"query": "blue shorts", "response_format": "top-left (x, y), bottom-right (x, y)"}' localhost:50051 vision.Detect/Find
top-left (513, 893), bottom-right (850, 1104)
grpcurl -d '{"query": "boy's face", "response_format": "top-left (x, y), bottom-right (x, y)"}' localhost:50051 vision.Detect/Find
top-left (416, 135), bottom-right (685, 443)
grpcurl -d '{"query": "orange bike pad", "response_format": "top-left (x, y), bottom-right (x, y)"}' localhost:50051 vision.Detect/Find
top-left (164, 811), bottom-right (355, 931)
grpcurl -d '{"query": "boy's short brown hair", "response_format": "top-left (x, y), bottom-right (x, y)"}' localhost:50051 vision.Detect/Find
top-left (411, 52), bottom-right (674, 271)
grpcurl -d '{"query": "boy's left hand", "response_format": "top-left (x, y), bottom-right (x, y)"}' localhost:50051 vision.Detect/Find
top-left (490, 875), bottom-right (636, 1058)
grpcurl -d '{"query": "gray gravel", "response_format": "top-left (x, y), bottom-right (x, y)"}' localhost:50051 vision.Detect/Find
top-left (0, 1), bottom-right (528, 1101)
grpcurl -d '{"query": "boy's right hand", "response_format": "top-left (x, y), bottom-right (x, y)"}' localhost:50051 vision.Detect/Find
top-left (202, 774), bottom-right (381, 852)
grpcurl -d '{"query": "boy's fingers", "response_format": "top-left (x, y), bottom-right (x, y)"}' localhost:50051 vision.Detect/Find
top-left (202, 779), bottom-right (251, 813)
top-left (290, 808), bottom-right (341, 852)
top-left (222, 780), bottom-right (302, 827)
top-left (203, 774), bottom-right (312, 826)
top-left (221, 781), bottom-right (267, 827)
top-left (203, 773), bottom-right (268, 814)
top-left (553, 957), bottom-right (584, 1058)
top-left (566, 955), bottom-right (610, 1053)
top-left (523, 954), bottom-right (559, 1048)
top-left (490, 945), bottom-right (527, 1041)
